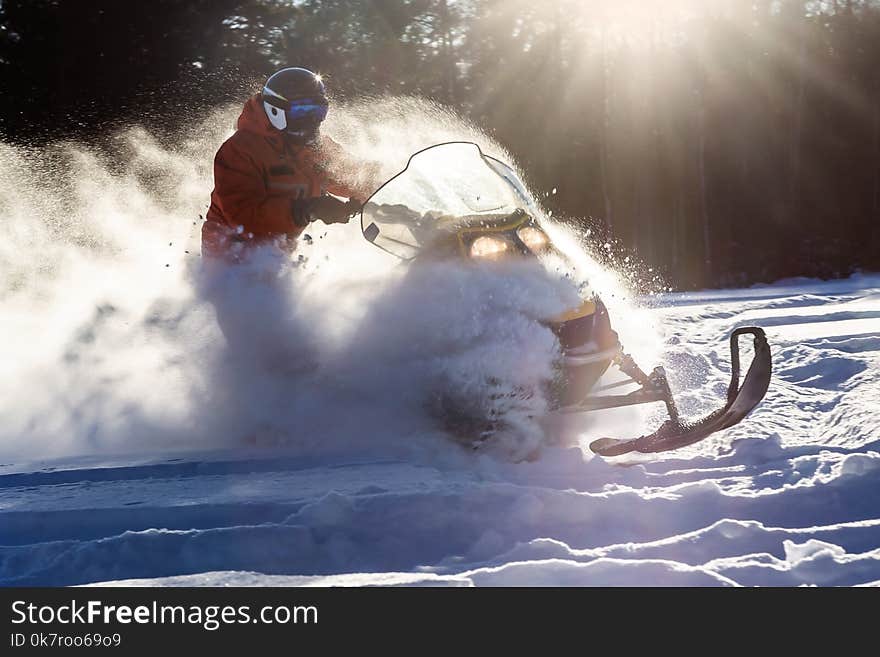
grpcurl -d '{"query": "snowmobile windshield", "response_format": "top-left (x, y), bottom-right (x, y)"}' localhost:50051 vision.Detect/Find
top-left (361, 142), bottom-right (542, 259)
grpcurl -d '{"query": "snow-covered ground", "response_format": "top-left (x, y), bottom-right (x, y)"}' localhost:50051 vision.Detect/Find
top-left (3, 274), bottom-right (878, 587)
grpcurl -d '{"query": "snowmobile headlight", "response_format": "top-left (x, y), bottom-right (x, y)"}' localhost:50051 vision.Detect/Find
top-left (517, 225), bottom-right (548, 253)
top-left (470, 235), bottom-right (510, 259)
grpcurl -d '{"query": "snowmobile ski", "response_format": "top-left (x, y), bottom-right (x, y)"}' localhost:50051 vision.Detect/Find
top-left (589, 327), bottom-right (771, 457)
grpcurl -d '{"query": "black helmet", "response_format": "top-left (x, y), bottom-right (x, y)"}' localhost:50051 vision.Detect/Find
top-left (261, 67), bottom-right (329, 144)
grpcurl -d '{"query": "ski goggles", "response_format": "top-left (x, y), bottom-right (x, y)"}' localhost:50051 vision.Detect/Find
top-left (264, 92), bottom-right (328, 122)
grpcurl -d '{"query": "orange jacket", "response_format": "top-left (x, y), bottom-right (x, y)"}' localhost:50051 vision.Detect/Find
top-left (202, 94), bottom-right (365, 259)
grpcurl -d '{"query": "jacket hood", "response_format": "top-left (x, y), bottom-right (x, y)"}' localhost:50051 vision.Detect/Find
top-left (236, 94), bottom-right (278, 138)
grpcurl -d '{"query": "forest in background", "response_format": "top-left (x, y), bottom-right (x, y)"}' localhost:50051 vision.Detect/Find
top-left (1, 0), bottom-right (878, 289)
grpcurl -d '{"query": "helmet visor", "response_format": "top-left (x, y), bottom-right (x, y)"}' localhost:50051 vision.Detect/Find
top-left (287, 100), bottom-right (328, 124)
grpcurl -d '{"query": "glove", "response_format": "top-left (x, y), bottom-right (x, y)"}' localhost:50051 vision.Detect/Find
top-left (293, 196), bottom-right (361, 227)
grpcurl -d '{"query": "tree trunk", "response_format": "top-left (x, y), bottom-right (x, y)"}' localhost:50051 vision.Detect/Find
top-left (698, 90), bottom-right (711, 286)
top-left (599, 28), bottom-right (613, 233)
top-left (789, 6), bottom-right (807, 213)
top-left (873, 77), bottom-right (879, 254)
top-left (874, 79), bottom-right (879, 214)
top-left (438, 0), bottom-right (456, 104)
top-left (672, 189), bottom-right (681, 276)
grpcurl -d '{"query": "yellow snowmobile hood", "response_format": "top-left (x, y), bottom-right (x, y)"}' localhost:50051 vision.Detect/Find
top-left (550, 298), bottom-right (597, 324)
top-left (449, 215), bottom-right (598, 325)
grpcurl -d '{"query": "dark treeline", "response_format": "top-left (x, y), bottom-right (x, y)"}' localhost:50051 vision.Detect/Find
top-left (1, 0), bottom-right (878, 289)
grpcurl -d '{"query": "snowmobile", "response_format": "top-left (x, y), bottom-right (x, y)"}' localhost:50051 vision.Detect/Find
top-left (358, 142), bottom-right (771, 456)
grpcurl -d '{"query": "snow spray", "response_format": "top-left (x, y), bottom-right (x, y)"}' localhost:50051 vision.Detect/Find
top-left (0, 96), bottom-right (659, 463)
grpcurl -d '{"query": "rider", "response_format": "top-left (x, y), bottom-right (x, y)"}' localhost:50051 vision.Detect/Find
top-left (202, 67), bottom-right (372, 261)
